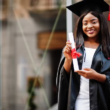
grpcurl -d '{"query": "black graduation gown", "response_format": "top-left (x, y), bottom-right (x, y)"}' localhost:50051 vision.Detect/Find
top-left (56, 44), bottom-right (110, 110)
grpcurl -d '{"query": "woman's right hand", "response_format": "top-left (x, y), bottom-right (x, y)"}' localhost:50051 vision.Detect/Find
top-left (63, 41), bottom-right (72, 73)
top-left (63, 41), bottom-right (72, 60)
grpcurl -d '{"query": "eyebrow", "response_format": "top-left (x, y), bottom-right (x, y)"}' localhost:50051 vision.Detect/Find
top-left (83, 19), bottom-right (98, 22)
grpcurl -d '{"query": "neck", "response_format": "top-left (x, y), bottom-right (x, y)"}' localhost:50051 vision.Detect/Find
top-left (85, 36), bottom-right (99, 43)
top-left (84, 37), bottom-right (100, 49)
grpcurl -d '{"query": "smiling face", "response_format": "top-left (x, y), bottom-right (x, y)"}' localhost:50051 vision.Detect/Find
top-left (82, 13), bottom-right (100, 39)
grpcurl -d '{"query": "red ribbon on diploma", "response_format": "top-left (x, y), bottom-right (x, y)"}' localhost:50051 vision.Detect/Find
top-left (71, 48), bottom-right (82, 59)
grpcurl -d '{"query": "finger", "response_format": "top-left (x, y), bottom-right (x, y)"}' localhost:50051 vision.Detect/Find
top-left (66, 49), bottom-right (70, 53)
top-left (75, 70), bottom-right (84, 73)
top-left (77, 72), bottom-right (85, 76)
top-left (65, 45), bottom-right (71, 51)
top-left (75, 70), bottom-right (87, 74)
top-left (75, 70), bottom-right (79, 73)
top-left (63, 47), bottom-right (67, 53)
top-left (66, 42), bottom-right (71, 45)
top-left (66, 43), bottom-right (71, 46)
top-left (64, 47), bottom-right (71, 53)
top-left (66, 46), bottom-right (71, 51)
top-left (63, 48), bottom-right (68, 53)
top-left (63, 50), bottom-right (69, 54)
top-left (66, 44), bottom-right (72, 50)
top-left (83, 68), bottom-right (91, 71)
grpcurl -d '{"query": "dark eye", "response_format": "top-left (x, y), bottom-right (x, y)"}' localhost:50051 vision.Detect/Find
top-left (92, 21), bottom-right (96, 24)
top-left (83, 22), bottom-right (87, 25)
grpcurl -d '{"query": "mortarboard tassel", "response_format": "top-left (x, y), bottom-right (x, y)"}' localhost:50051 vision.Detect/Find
top-left (108, 6), bottom-right (110, 21)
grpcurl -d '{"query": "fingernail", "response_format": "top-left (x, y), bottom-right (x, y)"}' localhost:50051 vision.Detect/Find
top-left (68, 40), bottom-right (70, 42)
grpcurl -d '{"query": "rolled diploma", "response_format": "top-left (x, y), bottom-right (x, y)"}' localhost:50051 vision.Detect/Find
top-left (68, 32), bottom-right (79, 71)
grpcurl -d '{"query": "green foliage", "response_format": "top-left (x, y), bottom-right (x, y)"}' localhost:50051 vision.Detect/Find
top-left (28, 80), bottom-right (37, 110)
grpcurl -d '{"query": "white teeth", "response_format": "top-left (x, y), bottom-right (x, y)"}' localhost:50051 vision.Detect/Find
top-left (88, 30), bottom-right (94, 32)
top-left (87, 30), bottom-right (94, 34)
top-left (87, 30), bottom-right (94, 33)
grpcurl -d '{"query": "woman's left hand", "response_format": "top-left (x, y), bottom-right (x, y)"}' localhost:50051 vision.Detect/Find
top-left (75, 68), bottom-right (98, 79)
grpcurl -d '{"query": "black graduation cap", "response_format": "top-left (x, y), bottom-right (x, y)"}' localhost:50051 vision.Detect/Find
top-left (66, 0), bottom-right (109, 17)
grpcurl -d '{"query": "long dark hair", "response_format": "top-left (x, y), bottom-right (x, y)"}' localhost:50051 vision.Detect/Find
top-left (75, 11), bottom-right (110, 58)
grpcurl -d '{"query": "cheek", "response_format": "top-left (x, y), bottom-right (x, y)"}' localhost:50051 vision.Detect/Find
top-left (82, 26), bottom-right (86, 33)
top-left (96, 24), bottom-right (100, 32)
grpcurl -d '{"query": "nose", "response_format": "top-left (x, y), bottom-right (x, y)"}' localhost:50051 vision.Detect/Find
top-left (87, 23), bottom-right (93, 28)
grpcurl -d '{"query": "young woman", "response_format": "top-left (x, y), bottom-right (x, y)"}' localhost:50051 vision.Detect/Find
top-left (56, 0), bottom-right (110, 110)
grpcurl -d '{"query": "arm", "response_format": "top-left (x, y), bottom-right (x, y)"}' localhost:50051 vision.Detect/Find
top-left (75, 68), bottom-right (106, 83)
top-left (56, 40), bottom-right (72, 87)
top-left (94, 73), bottom-right (106, 83)
top-left (63, 41), bottom-right (72, 73)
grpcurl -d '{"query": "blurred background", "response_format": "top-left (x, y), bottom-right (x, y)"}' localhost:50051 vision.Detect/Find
top-left (0, 0), bottom-right (110, 110)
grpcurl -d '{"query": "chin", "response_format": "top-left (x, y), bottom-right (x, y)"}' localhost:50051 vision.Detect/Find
top-left (87, 34), bottom-right (97, 38)
top-left (88, 36), bottom-right (96, 38)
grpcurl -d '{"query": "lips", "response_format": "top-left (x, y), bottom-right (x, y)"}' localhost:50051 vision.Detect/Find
top-left (87, 30), bottom-right (95, 34)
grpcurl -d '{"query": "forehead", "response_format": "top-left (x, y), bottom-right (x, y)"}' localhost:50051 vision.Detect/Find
top-left (83, 13), bottom-right (98, 22)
